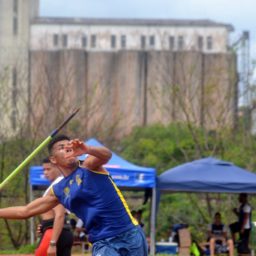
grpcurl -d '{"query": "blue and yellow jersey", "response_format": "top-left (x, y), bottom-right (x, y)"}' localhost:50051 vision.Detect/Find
top-left (52, 167), bottom-right (138, 243)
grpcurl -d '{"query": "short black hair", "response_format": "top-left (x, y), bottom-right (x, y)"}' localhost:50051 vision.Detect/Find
top-left (214, 212), bottom-right (221, 217)
top-left (48, 134), bottom-right (71, 154)
top-left (42, 157), bottom-right (50, 164)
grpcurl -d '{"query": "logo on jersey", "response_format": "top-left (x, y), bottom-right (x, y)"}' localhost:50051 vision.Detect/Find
top-left (64, 187), bottom-right (70, 197)
top-left (76, 175), bottom-right (82, 186)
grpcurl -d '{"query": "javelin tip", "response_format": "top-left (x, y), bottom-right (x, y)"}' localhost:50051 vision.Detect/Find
top-left (72, 108), bottom-right (80, 115)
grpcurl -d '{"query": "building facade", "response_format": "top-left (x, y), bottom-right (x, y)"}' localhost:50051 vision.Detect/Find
top-left (0, 0), bottom-right (237, 139)
top-left (30, 17), bottom-right (233, 53)
top-left (0, 0), bottom-right (39, 136)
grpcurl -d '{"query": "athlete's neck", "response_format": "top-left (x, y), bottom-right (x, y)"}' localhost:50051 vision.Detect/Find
top-left (59, 162), bottom-right (78, 177)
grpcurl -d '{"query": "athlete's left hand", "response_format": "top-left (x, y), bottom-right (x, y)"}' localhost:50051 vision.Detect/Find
top-left (65, 139), bottom-right (88, 158)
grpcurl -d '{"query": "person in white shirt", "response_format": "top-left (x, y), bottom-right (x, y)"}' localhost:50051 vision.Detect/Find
top-left (229, 193), bottom-right (252, 253)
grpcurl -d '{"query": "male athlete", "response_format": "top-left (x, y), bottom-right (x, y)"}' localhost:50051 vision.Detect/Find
top-left (0, 135), bottom-right (148, 256)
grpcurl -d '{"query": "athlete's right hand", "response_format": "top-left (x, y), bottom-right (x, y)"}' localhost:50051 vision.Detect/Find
top-left (65, 139), bottom-right (88, 158)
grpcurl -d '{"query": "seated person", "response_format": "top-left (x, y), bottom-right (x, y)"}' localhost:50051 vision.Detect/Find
top-left (207, 212), bottom-right (234, 256)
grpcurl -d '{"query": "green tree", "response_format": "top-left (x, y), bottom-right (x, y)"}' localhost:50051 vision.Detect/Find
top-left (117, 122), bottom-right (256, 241)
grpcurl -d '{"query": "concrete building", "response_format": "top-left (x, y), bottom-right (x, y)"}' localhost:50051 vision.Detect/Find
top-left (0, 0), bottom-right (39, 136)
top-left (0, 0), bottom-right (237, 139)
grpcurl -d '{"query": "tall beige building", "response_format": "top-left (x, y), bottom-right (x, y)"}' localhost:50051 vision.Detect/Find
top-left (0, 0), bottom-right (237, 139)
top-left (0, 0), bottom-right (39, 136)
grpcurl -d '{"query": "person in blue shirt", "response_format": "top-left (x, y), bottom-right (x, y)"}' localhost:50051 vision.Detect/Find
top-left (0, 135), bottom-right (148, 256)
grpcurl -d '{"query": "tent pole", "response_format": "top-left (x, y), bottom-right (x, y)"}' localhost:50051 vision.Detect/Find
top-left (150, 187), bottom-right (156, 255)
top-left (29, 185), bottom-right (35, 245)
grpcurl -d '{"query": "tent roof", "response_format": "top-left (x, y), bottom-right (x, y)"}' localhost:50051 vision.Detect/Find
top-left (158, 157), bottom-right (256, 193)
top-left (29, 138), bottom-right (156, 188)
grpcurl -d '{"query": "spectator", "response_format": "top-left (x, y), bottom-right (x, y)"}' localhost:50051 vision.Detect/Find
top-left (229, 193), bottom-right (252, 253)
top-left (207, 212), bottom-right (234, 256)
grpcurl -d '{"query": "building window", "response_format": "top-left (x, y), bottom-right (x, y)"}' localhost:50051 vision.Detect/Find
top-left (121, 35), bottom-right (126, 49)
top-left (149, 35), bottom-right (155, 48)
top-left (207, 36), bottom-right (213, 50)
top-left (91, 34), bottom-right (96, 48)
top-left (198, 36), bottom-right (203, 51)
top-left (111, 35), bottom-right (116, 48)
top-left (13, 0), bottom-right (18, 35)
top-left (82, 36), bottom-right (87, 48)
top-left (13, 16), bottom-right (18, 35)
top-left (169, 36), bottom-right (175, 50)
top-left (62, 34), bottom-right (68, 48)
top-left (53, 34), bottom-right (59, 47)
top-left (178, 36), bottom-right (184, 50)
top-left (13, 0), bottom-right (18, 13)
top-left (141, 35), bottom-right (146, 49)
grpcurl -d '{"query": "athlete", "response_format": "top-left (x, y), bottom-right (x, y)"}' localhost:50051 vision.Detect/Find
top-left (35, 158), bottom-right (73, 256)
top-left (0, 135), bottom-right (148, 256)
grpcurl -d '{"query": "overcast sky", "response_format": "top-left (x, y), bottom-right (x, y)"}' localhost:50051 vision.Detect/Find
top-left (40, 0), bottom-right (255, 57)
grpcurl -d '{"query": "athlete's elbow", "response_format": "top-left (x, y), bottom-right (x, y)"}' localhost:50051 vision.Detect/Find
top-left (97, 148), bottom-right (112, 164)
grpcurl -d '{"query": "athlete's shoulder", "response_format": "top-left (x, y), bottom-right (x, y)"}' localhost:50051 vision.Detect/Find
top-left (80, 162), bottom-right (108, 175)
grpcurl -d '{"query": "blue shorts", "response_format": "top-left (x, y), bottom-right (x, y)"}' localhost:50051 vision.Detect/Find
top-left (92, 226), bottom-right (148, 256)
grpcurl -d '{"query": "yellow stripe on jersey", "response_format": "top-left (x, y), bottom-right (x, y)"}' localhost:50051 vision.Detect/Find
top-left (50, 186), bottom-right (55, 196)
top-left (108, 177), bottom-right (138, 226)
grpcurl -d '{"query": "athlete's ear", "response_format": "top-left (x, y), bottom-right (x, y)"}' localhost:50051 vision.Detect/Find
top-left (49, 155), bottom-right (57, 164)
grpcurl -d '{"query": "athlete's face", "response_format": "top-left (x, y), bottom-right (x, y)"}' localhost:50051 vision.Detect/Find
top-left (50, 139), bottom-right (77, 168)
top-left (43, 162), bottom-right (60, 182)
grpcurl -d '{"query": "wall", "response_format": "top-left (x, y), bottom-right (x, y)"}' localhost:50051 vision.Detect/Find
top-left (30, 22), bottom-right (229, 53)
top-left (29, 49), bottom-right (237, 138)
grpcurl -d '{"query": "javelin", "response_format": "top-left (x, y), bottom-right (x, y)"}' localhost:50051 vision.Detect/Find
top-left (0, 108), bottom-right (80, 190)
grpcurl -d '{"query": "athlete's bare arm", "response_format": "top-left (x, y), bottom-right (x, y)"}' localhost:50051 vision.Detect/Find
top-left (51, 204), bottom-right (66, 241)
top-left (47, 203), bottom-right (66, 255)
top-left (0, 193), bottom-right (59, 219)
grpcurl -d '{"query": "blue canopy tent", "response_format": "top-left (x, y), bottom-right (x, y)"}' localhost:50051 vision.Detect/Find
top-left (150, 157), bottom-right (256, 255)
top-left (29, 138), bottom-right (156, 250)
top-left (158, 157), bottom-right (256, 193)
